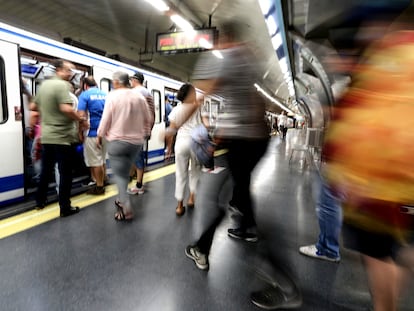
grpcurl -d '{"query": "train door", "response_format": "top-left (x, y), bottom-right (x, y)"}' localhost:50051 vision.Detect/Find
top-left (146, 79), bottom-right (167, 165)
top-left (0, 40), bottom-right (25, 207)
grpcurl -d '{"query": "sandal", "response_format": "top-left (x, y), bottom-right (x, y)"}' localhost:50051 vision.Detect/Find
top-left (114, 200), bottom-right (133, 221)
top-left (176, 205), bottom-right (185, 216)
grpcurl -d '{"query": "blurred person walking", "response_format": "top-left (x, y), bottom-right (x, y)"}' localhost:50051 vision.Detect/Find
top-left (183, 21), bottom-right (301, 309)
top-left (164, 83), bottom-right (202, 216)
top-left (127, 71), bottom-right (155, 195)
top-left (324, 12), bottom-right (414, 310)
top-left (34, 59), bottom-right (87, 217)
top-left (97, 71), bottom-right (151, 221)
top-left (77, 76), bottom-right (107, 195)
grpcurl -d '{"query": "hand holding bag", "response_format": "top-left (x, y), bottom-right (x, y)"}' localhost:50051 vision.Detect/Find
top-left (191, 124), bottom-right (215, 169)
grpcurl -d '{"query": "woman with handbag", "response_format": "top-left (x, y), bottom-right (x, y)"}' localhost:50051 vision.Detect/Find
top-left (165, 83), bottom-right (203, 216)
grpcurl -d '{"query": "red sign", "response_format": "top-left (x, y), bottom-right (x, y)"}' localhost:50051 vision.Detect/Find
top-left (156, 29), bottom-right (217, 54)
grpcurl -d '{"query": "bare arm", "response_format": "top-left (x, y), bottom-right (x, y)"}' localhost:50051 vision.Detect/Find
top-left (60, 102), bottom-right (83, 121)
top-left (165, 121), bottom-right (178, 159)
top-left (59, 103), bottom-right (88, 136)
top-left (193, 79), bottom-right (218, 96)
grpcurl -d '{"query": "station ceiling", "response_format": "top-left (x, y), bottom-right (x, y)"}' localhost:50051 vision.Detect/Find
top-left (0, 0), bottom-right (411, 114)
top-left (0, 0), bottom-right (288, 111)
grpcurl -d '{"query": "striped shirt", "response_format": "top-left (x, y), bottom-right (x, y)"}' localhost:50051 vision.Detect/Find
top-left (192, 45), bottom-right (268, 139)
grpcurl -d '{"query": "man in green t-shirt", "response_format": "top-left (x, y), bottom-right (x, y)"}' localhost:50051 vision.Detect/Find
top-left (34, 59), bottom-right (87, 217)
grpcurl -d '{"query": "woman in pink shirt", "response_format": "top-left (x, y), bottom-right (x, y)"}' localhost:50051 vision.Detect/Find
top-left (97, 71), bottom-right (151, 220)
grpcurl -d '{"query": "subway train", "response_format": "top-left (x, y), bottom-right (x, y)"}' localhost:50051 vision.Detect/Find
top-left (0, 21), bottom-right (222, 208)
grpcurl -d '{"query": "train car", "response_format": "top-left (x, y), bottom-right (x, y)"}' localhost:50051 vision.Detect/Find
top-left (0, 21), bottom-right (221, 209)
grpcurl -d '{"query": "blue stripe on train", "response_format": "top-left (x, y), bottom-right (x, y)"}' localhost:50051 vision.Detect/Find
top-left (0, 196), bottom-right (24, 207)
top-left (148, 148), bottom-right (165, 158)
top-left (0, 174), bottom-right (24, 193)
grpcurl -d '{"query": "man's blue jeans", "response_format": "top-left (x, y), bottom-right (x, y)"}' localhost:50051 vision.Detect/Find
top-left (315, 181), bottom-right (343, 259)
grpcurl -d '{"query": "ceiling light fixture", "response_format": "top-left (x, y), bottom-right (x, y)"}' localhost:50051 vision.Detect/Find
top-left (170, 14), bottom-right (194, 32)
top-left (145, 0), bottom-right (170, 12)
top-left (198, 37), bottom-right (213, 49)
top-left (254, 83), bottom-right (293, 114)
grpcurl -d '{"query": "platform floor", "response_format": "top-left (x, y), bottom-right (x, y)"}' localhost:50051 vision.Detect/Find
top-left (0, 132), bottom-right (413, 311)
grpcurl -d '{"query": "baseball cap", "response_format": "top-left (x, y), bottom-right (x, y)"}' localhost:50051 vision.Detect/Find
top-left (130, 71), bottom-right (144, 83)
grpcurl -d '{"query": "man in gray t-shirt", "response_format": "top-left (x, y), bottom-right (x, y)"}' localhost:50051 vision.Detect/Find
top-left (185, 22), bottom-right (300, 310)
top-left (186, 22), bottom-right (269, 257)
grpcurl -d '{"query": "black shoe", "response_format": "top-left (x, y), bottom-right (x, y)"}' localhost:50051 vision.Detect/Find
top-left (86, 186), bottom-right (105, 195)
top-left (35, 203), bottom-right (46, 210)
top-left (60, 206), bottom-right (80, 217)
top-left (35, 200), bottom-right (48, 210)
top-left (228, 228), bottom-right (258, 242)
top-left (251, 286), bottom-right (302, 310)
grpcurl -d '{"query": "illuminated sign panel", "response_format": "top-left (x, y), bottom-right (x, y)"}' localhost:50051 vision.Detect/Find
top-left (156, 29), bottom-right (217, 54)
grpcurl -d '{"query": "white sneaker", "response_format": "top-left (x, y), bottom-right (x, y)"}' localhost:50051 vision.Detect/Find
top-left (185, 245), bottom-right (209, 270)
top-left (127, 186), bottom-right (144, 195)
top-left (299, 244), bottom-right (340, 263)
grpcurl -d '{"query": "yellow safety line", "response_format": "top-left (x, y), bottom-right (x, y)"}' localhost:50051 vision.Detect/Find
top-left (0, 149), bottom-right (227, 239)
top-left (0, 163), bottom-right (176, 239)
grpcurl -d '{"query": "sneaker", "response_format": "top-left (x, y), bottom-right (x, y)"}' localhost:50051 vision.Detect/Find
top-left (251, 286), bottom-right (302, 310)
top-left (185, 245), bottom-right (209, 270)
top-left (82, 179), bottom-right (96, 187)
top-left (299, 244), bottom-right (340, 263)
top-left (60, 206), bottom-right (80, 217)
top-left (227, 228), bottom-right (258, 242)
top-left (86, 186), bottom-right (105, 195)
top-left (127, 186), bottom-right (144, 195)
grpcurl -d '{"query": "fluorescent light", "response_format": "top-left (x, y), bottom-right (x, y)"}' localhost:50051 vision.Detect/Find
top-left (254, 83), bottom-right (294, 113)
top-left (279, 57), bottom-right (288, 73)
top-left (258, 0), bottom-right (273, 16)
top-left (199, 37), bottom-right (213, 49)
top-left (271, 33), bottom-right (282, 50)
top-left (265, 15), bottom-right (278, 36)
top-left (212, 50), bottom-right (223, 59)
top-left (145, 0), bottom-right (169, 12)
top-left (171, 14), bottom-right (194, 32)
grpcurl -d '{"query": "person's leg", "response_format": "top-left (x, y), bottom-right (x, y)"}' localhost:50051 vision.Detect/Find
top-left (188, 138), bottom-right (201, 207)
top-left (136, 168), bottom-right (144, 187)
top-left (363, 255), bottom-right (401, 311)
top-left (84, 137), bottom-right (106, 194)
top-left (315, 181), bottom-right (342, 258)
top-left (91, 166), bottom-right (104, 187)
top-left (283, 127), bottom-right (288, 140)
top-left (56, 144), bottom-right (75, 211)
top-left (127, 145), bottom-right (145, 194)
top-left (174, 138), bottom-right (189, 215)
top-left (227, 139), bottom-right (269, 232)
top-left (186, 164), bottom-right (231, 269)
top-left (108, 141), bottom-right (140, 216)
top-left (135, 145), bottom-right (145, 188)
top-left (299, 180), bottom-right (342, 261)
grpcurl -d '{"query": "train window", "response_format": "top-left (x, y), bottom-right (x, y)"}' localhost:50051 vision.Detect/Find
top-left (152, 89), bottom-right (161, 124)
top-left (0, 56), bottom-right (7, 123)
top-left (100, 78), bottom-right (111, 93)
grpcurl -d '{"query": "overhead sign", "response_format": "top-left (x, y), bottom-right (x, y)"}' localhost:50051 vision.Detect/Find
top-left (156, 29), bottom-right (217, 54)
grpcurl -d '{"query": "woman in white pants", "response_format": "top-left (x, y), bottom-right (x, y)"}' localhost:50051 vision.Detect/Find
top-left (166, 83), bottom-right (202, 216)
